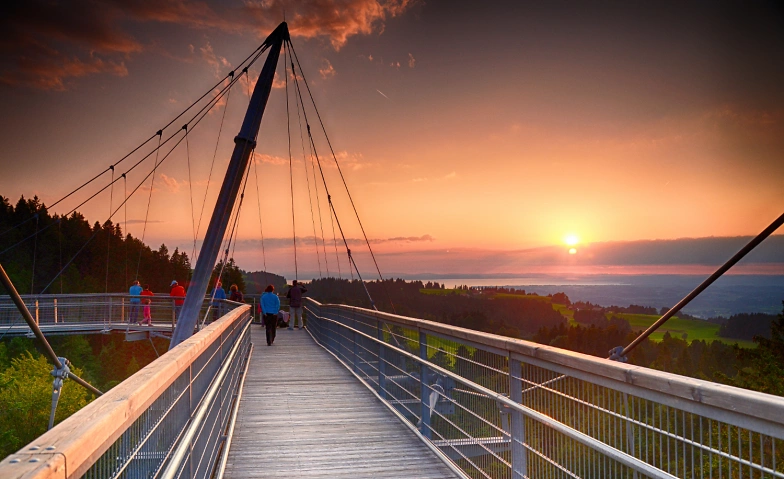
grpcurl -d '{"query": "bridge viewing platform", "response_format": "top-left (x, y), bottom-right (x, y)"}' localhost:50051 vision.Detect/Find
top-left (1, 295), bottom-right (784, 479)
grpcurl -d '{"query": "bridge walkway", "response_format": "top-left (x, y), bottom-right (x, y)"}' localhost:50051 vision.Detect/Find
top-left (223, 325), bottom-right (459, 479)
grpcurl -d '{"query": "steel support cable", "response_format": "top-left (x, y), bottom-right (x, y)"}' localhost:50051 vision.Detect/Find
top-left (0, 46), bottom-right (271, 241)
top-left (288, 41), bottom-right (387, 284)
top-left (45, 41), bottom-right (269, 213)
top-left (1, 65), bottom-right (251, 260)
top-left (251, 154), bottom-right (269, 287)
top-left (40, 75), bottom-right (249, 294)
top-left (195, 73), bottom-right (234, 257)
top-left (105, 166), bottom-right (115, 293)
top-left (284, 42), bottom-right (298, 281)
top-left (287, 64), bottom-right (374, 306)
top-left (184, 125), bottom-right (198, 262)
top-left (0, 263), bottom-right (103, 397)
top-left (323, 165), bottom-right (344, 280)
top-left (617, 210), bottom-right (784, 359)
top-left (292, 57), bottom-right (323, 278)
top-left (136, 132), bottom-right (163, 280)
top-left (288, 40), bottom-right (394, 311)
top-left (289, 56), bottom-right (390, 311)
top-left (123, 173), bottom-right (128, 287)
top-left (30, 214), bottom-right (39, 294)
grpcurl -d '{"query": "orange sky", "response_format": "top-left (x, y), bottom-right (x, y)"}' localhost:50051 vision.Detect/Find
top-left (0, 1), bottom-right (782, 277)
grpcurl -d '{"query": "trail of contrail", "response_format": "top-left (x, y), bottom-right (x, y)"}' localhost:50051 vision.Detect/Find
top-left (376, 89), bottom-right (390, 99)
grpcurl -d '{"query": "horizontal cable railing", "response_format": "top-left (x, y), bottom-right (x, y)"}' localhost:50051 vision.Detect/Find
top-left (0, 304), bottom-right (253, 479)
top-left (0, 293), bottom-right (246, 333)
top-left (304, 298), bottom-right (784, 479)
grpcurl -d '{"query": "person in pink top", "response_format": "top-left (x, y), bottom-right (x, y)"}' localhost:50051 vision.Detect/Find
top-left (140, 285), bottom-right (154, 326)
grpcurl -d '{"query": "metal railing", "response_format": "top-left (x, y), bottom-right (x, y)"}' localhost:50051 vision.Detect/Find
top-left (305, 299), bottom-right (784, 479)
top-left (0, 293), bottom-right (245, 334)
top-left (0, 303), bottom-right (253, 479)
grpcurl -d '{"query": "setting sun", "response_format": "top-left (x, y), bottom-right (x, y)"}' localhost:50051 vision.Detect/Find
top-left (564, 234), bottom-right (580, 246)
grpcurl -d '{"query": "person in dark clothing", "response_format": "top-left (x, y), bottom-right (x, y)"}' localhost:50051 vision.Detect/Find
top-left (286, 280), bottom-right (308, 330)
top-left (261, 285), bottom-right (280, 346)
top-left (229, 284), bottom-right (244, 303)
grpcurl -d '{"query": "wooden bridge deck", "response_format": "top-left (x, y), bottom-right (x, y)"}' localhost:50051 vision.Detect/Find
top-left (223, 326), bottom-right (459, 479)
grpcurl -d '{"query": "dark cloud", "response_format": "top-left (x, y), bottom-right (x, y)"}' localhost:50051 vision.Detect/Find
top-left (0, 0), bottom-right (416, 89)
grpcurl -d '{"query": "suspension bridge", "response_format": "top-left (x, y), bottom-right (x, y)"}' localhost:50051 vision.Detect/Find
top-left (0, 21), bottom-right (783, 479)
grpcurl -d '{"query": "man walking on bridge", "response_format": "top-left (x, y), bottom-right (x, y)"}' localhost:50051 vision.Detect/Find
top-left (286, 280), bottom-right (307, 330)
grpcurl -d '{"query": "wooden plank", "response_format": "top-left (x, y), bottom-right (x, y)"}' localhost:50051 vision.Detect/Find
top-left (223, 327), bottom-right (459, 479)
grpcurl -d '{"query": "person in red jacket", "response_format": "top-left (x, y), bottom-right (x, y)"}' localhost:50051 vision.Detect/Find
top-left (170, 280), bottom-right (186, 319)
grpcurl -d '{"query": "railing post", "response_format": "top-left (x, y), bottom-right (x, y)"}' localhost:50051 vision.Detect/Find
top-left (419, 329), bottom-right (431, 439)
top-left (377, 319), bottom-right (386, 399)
top-left (509, 358), bottom-right (527, 478)
top-left (35, 299), bottom-right (39, 325)
top-left (109, 296), bottom-right (114, 325)
top-left (53, 298), bottom-right (57, 324)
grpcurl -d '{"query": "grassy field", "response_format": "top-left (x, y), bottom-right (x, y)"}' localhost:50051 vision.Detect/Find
top-left (416, 289), bottom-right (756, 347)
top-left (419, 288), bottom-right (467, 296)
top-left (612, 313), bottom-right (756, 348)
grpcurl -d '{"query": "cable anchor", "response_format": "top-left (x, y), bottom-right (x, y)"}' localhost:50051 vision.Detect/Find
top-left (608, 346), bottom-right (627, 363)
top-left (48, 357), bottom-right (71, 430)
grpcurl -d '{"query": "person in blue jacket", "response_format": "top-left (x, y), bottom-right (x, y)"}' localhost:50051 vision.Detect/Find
top-left (261, 284), bottom-right (281, 346)
top-left (129, 280), bottom-right (143, 324)
top-left (211, 280), bottom-right (227, 320)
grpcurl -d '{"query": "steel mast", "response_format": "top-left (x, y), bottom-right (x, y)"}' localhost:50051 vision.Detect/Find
top-left (171, 22), bottom-right (289, 348)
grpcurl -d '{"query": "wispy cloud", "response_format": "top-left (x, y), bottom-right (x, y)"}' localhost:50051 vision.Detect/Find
top-left (408, 53), bottom-right (416, 68)
top-left (319, 58), bottom-right (336, 79)
top-left (159, 173), bottom-right (181, 193)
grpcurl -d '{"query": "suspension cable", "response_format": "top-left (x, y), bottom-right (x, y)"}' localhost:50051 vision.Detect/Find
top-left (195, 73), bottom-right (234, 253)
top-left (41, 69), bottom-right (250, 293)
top-left (0, 62), bottom-right (254, 262)
top-left (292, 51), bottom-right (323, 278)
top-left (105, 166), bottom-right (115, 293)
top-left (30, 214), bottom-right (39, 294)
top-left (288, 41), bottom-right (388, 310)
top-left (251, 152), bottom-right (269, 287)
top-left (123, 173), bottom-right (128, 288)
top-left (284, 41), bottom-right (298, 281)
top-left (184, 124), bottom-right (198, 262)
top-left (288, 41), bottom-right (387, 285)
top-left (136, 132), bottom-right (162, 280)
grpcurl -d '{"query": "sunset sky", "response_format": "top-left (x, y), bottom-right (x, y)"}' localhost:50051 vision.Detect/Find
top-left (0, 1), bottom-right (782, 278)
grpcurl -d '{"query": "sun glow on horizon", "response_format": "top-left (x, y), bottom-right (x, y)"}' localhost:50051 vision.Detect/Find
top-left (564, 234), bottom-right (580, 246)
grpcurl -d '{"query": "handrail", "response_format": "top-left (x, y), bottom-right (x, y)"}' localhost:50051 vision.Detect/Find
top-left (308, 299), bottom-right (784, 432)
top-left (305, 298), bottom-right (784, 479)
top-left (308, 308), bottom-right (678, 479)
top-left (0, 304), bottom-right (251, 478)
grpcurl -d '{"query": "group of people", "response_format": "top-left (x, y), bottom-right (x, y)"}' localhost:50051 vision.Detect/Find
top-left (128, 278), bottom-right (307, 342)
top-left (260, 280), bottom-right (308, 346)
top-left (128, 279), bottom-right (188, 325)
top-left (128, 280), bottom-right (156, 326)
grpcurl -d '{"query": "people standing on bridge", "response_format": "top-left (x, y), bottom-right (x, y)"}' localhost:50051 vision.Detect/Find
top-left (286, 280), bottom-right (308, 330)
top-left (261, 285), bottom-right (280, 346)
top-left (170, 280), bottom-right (186, 319)
top-left (129, 280), bottom-right (142, 324)
top-left (140, 284), bottom-right (154, 326)
top-left (229, 284), bottom-right (244, 303)
top-left (211, 280), bottom-right (227, 320)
